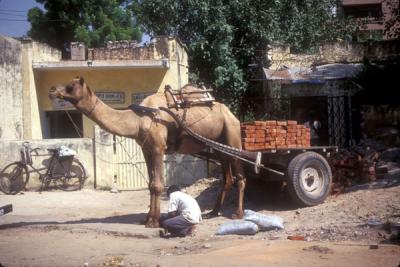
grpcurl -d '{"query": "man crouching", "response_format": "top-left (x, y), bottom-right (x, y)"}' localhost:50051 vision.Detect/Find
top-left (159, 185), bottom-right (202, 238)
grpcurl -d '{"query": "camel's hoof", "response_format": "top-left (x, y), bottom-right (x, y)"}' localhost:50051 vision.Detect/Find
top-left (231, 213), bottom-right (243, 220)
top-left (203, 211), bottom-right (219, 219)
top-left (145, 221), bottom-right (160, 228)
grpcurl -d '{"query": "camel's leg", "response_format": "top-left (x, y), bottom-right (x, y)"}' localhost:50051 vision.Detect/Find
top-left (142, 151), bottom-right (164, 228)
top-left (144, 151), bottom-right (164, 228)
top-left (142, 151), bottom-right (154, 225)
top-left (231, 159), bottom-right (246, 219)
top-left (204, 157), bottom-right (234, 219)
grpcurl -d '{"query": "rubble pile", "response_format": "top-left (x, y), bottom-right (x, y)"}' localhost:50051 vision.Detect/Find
top-left (329, 141), bottom-right (400, 194)
top-left (241, 120), bottom-right (311, 151)
top-left (329, 146), bottom-right (378, 193)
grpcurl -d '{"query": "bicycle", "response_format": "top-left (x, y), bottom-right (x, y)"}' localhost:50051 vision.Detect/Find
top-left (0, 142), bottom-right (87, 194)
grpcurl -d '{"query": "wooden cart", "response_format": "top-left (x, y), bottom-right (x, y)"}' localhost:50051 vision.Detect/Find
top-left (160, 107), bottom-right (338, 206)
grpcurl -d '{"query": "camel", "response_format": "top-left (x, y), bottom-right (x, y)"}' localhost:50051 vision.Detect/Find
top-left (49, 77), bottom-right (246, 228)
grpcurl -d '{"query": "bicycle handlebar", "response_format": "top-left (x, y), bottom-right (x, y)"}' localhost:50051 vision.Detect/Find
top-left (22, 142), bottom-right (41, 155)
top-left (30, 147), bottom-right (41, 154)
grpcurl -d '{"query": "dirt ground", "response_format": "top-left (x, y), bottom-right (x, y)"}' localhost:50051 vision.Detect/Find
top-left (0, 178), bottom-right (399, 267)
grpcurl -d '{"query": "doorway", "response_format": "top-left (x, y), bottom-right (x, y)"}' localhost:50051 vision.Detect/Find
top-left (290, 96), bottom-right (329, 146)
top-left (46, 111), bottom-right (83, 138)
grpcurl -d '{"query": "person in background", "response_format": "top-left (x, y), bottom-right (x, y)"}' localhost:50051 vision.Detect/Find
top-left (304, 120), bottom-right (322, 146)
top-left (159, 185), bottom-right (202, 238)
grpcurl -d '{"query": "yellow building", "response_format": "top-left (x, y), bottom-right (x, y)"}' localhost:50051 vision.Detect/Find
top-left (32, 36), bottom-right (188, 139)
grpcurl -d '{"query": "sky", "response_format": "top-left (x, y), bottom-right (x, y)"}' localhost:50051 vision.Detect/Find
top-left (0, 0), bottom-right (150, 43)
top-left (0, 0), bottom-right (42, 37)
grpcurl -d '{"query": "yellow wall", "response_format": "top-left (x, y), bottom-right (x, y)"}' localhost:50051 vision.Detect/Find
top-left (31, 37), bottom-right (189, 139)
top-left (34, 59), bottom-right (188, 138)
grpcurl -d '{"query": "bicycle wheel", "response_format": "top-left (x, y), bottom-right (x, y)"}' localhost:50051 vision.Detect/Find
top-left (0, 162), bottom-right (29, 195)
top-left (54, 158), bottom-right (86, 191)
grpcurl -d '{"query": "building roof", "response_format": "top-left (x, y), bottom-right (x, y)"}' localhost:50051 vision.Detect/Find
top-left (32, 59), bottom-right (169, 71)
top-left (342, 0), bottom-right (382, 6)
top-left (263, 63), bottom-right (364, 84)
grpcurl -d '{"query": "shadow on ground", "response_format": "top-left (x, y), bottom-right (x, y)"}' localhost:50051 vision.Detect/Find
top-left (190, 178), bottom-right (298, 215)
top-left (0, 213), bottom-right (147, 230)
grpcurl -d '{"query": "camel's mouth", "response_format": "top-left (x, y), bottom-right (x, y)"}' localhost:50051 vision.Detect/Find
top-left (48, 86), bottom-right (68, 101)
top-left (48, 86), bottom-right (58, 100)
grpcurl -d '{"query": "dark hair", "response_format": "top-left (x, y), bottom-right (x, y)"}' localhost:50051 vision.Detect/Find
top-left (167, 185), bottom-right (180, 197)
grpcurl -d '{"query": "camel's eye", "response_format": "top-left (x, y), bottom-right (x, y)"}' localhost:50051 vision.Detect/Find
top-left (66, 85), bottom-right (74, 94)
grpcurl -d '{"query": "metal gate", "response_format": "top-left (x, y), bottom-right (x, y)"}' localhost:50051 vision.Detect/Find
top-left (94, 126), bottom-right (208, 190)
top-left (327, 95), bottom-right (351, 147)
top-left (113, 135), bottom-right (149, 190)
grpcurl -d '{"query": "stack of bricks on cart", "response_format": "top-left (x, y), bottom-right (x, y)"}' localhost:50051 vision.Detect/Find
top-left (241, 120), bottom-right (311, 151)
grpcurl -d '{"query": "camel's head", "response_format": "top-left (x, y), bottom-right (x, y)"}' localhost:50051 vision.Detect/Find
top-left (49, 77), bottom-right (93, 105)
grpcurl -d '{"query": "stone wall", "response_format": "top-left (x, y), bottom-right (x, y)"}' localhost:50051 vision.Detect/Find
top-left (0, 35), bottom-right (61, 141)
top-left (0, 35), bottom-right (24, 140)
top-left (268, 40), bottom-right (400, 70)
top-left (0, 138), bottom-right (94, 190)
top-left (87, 36), bottom-right (182, 61)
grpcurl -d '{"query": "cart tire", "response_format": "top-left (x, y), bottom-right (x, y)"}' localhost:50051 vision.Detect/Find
top-left (287, 152), bottom-right (332, 206)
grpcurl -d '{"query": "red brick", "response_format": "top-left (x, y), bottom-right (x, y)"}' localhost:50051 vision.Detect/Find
top-left (254, 121), bottom-right (267, 126)
top-left (241, 125), bottom-right (256, 130)
top-left (242, 138), bottom-right (255, 143)
top-left (265, 120), bottom-right (277, 126)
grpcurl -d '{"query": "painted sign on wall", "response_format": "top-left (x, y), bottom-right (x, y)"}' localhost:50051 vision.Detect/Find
top-left (96, 92), bottom-right (125, 104)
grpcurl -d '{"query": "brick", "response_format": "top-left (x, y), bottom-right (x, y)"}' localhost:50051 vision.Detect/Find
top-left (277, 121), bottom-right (287, 126)
top-left (265, 120), bottom-right (277, 126)
top-left (255, 138), bottom-right (265, 143)
top-left (241, 125), bottom-right (256, 130)
top-left (242, 138), bottom-right (255, 143)
top-left (241, 132), bottom-right (256, 138)
top-left (243, 143), bottom-right (255, 150)
top-left (254, 121), bottom-right (267, 126)
top-left (266, 128), bottom-right (277, 134)
top-left (287, 120), bottom-right (297, 125)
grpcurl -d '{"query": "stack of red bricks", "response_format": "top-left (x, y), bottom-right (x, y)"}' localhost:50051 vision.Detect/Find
top-left (241, 120), bottom-right (311, 151)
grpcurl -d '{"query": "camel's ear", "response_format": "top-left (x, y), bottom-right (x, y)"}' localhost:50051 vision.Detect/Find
top-left (79, 76), bottom-right (85, 86)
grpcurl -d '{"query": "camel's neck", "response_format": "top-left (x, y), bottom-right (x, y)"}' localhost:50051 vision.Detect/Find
top-left (76, 96), bottom-right (141, 138)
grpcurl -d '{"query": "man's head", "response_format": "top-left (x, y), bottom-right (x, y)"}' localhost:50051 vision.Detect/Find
top-left (167, 185), bottom-right (180, 197)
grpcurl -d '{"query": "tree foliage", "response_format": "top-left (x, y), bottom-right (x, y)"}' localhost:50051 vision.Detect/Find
top-left (132, 0), bottom-right (354, 111)
top-left (384, 0), bottom-right (400, 39)
top-left (28, 0), bottom-right (142, 51)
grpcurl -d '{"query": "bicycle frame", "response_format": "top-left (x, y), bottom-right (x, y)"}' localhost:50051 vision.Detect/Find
top-left (1, 142), bottom-right (84, 194)
top-left (22, 144), bottom-right (75, 188)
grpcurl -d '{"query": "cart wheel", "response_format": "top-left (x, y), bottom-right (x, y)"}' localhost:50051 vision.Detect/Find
top-left (287, 152), bottom-right (332, 206)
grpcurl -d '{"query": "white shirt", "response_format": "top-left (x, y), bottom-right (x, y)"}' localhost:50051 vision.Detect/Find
top-left (168, 191), bottom-right (202, 224)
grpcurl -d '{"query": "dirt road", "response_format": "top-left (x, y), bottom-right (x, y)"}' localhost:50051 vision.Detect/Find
top-left (0, 179), bottom-right (399, 267)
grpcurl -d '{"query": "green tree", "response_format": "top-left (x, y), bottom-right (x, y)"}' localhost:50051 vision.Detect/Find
top-left (28, 0), bottom-right (142, 52)
top-left (132, 0), bottom-right (354, 112)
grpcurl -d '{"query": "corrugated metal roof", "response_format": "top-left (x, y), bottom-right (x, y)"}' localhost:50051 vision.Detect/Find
top-left (263, 63), bottom-right (364, 84)
top-left (342, 0), bottom-right (382, 6)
